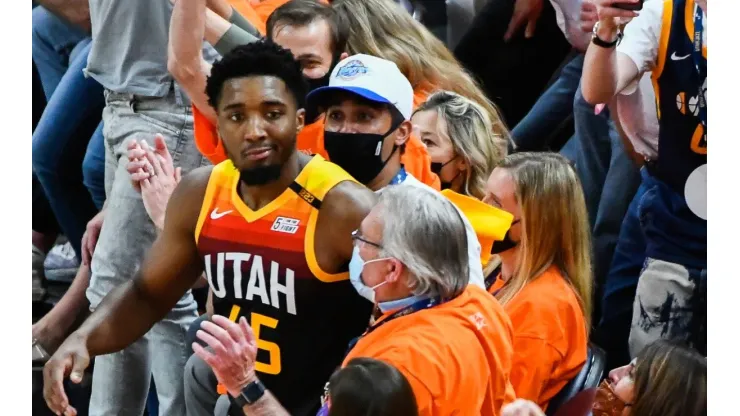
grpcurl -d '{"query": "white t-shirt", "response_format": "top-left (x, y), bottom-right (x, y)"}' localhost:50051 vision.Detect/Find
top-left (376, 174), bottom-right (486, 290)
top-left (550, 0), bottom-right (591, 51)
top-left (615, 0), bottom-right (707, 160)
top-left (615, 73), bottom-right (660, 160)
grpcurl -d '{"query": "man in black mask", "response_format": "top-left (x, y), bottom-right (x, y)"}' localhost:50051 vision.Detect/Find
top-left (305, 53), bottom-right (487, 288)
top-left (266, 0), bottom-right (349, 123)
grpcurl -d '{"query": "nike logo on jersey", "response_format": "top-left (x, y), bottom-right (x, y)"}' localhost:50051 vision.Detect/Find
top-left (671, 52), bottom-right (691, 61)
top-left (211, 208), bottom-right (233, 220)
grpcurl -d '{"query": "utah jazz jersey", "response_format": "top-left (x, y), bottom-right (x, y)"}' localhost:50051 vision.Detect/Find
top-left (195, 155), bottom-right (373, 415)
top-left (651, 0), bottom-right (707, 193)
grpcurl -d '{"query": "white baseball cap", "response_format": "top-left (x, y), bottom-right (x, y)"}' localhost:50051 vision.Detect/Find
top-left (305, 54), bottom-right (414, 120)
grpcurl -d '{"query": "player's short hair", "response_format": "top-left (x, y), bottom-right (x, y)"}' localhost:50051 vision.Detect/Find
top-left (205, 40), bottom-right (307, 110)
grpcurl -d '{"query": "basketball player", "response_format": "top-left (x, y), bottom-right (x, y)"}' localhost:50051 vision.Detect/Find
top-left (43, 41), bottom-right (376, 416)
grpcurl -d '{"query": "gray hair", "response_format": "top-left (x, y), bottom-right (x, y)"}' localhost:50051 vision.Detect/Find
top-left (375, 184), bottom-right (470, 298)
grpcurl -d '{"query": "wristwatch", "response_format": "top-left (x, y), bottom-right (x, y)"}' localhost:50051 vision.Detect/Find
top-left (229, 380), bottom-right (266, 408)
top-left (592, 21), bottom-right (623, 48)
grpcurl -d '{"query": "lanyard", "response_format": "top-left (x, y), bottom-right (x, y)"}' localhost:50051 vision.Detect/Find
top-left (389, 166), bottom-right (408, 185)
top-left (484, 266), bottom-right (501, 292)
top-left (693, 6), bottom-right (707, 130)
top-left (345, 296), bottom-right (443, 355)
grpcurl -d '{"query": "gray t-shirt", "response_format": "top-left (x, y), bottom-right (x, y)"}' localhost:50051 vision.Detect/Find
top-left (85, 0), bottom-right (219, 97)
top-left (377, 174), bottom-right (486, 289)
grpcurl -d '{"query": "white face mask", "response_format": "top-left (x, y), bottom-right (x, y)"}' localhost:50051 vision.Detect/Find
top-left (349, 246), bottom-right (390, 303)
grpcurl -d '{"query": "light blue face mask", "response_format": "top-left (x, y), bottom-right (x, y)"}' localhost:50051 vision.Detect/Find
top-left (349, 246), bottom-right (390, 303)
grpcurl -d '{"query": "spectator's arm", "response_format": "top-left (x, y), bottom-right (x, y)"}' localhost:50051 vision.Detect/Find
top-left (206, 0), bottom-right (233, 20)
top-left (206, 10), bottom-right (260, 56)
top-left (32, 265), bottom-right (92, 354)
top-left (37, 0), bottom-right (91, 32)
top-left (74, 168), bottom-right (211, 356)
top-left (168, 0), bottom-right (217, 124)
top-left (581, 27), bottom-right (639, 104)
top-left (582, 0), bottom-right (662, 104)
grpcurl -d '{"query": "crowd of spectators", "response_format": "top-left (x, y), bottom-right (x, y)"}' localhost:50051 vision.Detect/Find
top-left (31, 0), bottom-right (707, 415)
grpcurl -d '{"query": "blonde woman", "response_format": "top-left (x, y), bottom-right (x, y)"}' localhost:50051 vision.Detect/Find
top-left (412, 90), bottom-right (506, 199)
top-left (484, 152), bottom-right (592, 411)
top-left (331, 0), bottom-right (510, 145)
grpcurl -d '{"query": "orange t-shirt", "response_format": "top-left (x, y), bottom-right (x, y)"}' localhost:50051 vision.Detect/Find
top-left (491, 266), bottom-right (588, 410)
top-left (344, 285), bottom-right (517, 416)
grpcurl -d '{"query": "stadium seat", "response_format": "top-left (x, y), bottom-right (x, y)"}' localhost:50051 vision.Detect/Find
top-left (546, 343), bottom-right (606, 416)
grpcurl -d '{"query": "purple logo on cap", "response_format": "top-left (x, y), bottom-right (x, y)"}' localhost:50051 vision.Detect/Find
top-left (336, 60), bottom-right (368, 80)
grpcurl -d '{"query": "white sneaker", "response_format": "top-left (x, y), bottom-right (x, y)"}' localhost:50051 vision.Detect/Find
top-left (43, 242), bottom-right (78, 282)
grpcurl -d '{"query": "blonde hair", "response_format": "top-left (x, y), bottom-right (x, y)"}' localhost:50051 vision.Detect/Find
top-left (414, 90), bottom-right (505, 200)
top-left (332, 0), bottom-right (510, 149)
top-left (495, 153), bottom-right (593, 329)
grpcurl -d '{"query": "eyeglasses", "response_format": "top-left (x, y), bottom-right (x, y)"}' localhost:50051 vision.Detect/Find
top-left (351, 229), bottom-right (382, 249)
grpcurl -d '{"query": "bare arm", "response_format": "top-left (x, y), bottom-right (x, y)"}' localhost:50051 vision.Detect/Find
top-left (74, 168), bottom-right (212, 356)
top-left (205, 8), bottom-right (233, 46)
top-left (168, 0), bottom-right (217, 124)
top-left (33, 265), bottom-right (92, 353)
top-left (37, 0), bottom-right (91, 32)
top-left (581, 2), bottom-right (642, 104)
top-left (206, 0), bottom-right (234, 20)
top-left (322, 181), bottom-right (379, 262)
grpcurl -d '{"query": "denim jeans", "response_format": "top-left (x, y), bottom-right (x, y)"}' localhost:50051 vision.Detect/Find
top-left (83, 123), bottom-right (107, 211)
top-left (570, 86), bottom-right (641, 329)
top-left (595, 167), bottom-right (707, 368)
top-left (512, 54), bottom-right (584, 151)
top-left (31, 6), bottom-right (90, 99)
top-left (31, 40), bottom-right (104, 258)
top-left (592, 170), bottom-right (649, 370)
top-left (86, 86), bottom-right (206, 416)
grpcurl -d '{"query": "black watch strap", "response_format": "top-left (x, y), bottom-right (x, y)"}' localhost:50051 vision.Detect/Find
top-left (229, 380), bottom-right (266, 408)
top-left (592, 22), bottom-right (623, 48)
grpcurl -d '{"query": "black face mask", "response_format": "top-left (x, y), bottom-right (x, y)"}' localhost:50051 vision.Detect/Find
top-left (324, 123), bottom-right (400, 185)
top-left (491, 219), bottom-right (520, 254)
top-left (431, 159), bottom-right (460, 190)
top-left (304, 54), bottom-right (341, 123)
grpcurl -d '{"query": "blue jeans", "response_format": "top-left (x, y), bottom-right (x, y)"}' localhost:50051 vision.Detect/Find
top-left (512, 54), bottom-right (584, 151)
top-left (32, 6), bottom-right (90, 99)
top-left (84, 123), bottom-right (107, 210)
top-left (31, 40), bottom-right (104, 258)
top-left (596, 168), bottom-right (707, 368)
top-left (593, 170), bottom-right (649, 370)
top-left (570, 85), bottom-right (641, 335)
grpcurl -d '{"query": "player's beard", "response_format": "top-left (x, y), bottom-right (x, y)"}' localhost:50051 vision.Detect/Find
top-left (239, 164), bottom-right (284, 186)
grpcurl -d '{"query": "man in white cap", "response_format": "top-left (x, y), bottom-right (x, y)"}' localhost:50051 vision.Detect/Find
top-left (303, 53), bottom-right (486, 288)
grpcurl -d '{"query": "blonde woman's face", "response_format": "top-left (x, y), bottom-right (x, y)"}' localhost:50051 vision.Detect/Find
top-left (412, 110), bottom-right (463, 184)
top-left (485, 168), bottom-right (522, 240)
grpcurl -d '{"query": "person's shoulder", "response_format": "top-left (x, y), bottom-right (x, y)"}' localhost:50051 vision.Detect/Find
top-left (322, 180), bottom-right (378, 221)
top-left (166, 165), bottom-right (215, 229)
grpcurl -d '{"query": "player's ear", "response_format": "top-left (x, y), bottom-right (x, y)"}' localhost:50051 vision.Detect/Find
top-left (296, 108), bottom-right (306, 134)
